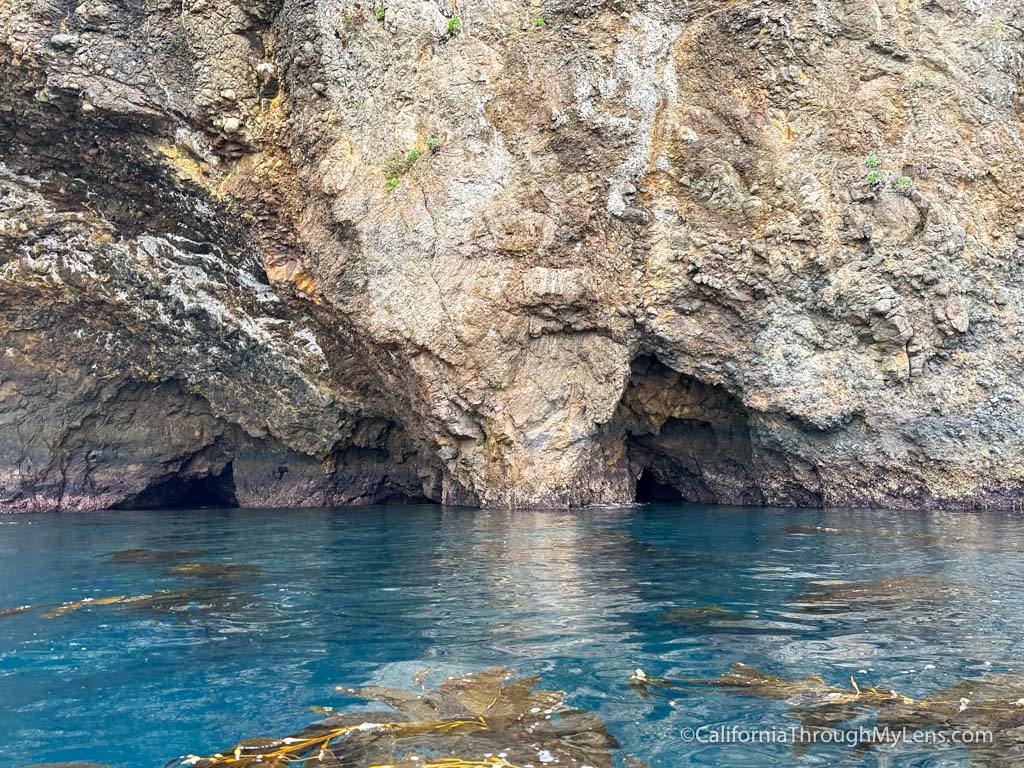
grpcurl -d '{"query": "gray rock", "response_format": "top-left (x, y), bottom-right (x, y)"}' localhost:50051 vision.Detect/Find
top-left (49, 33), bottom-right (80, 49)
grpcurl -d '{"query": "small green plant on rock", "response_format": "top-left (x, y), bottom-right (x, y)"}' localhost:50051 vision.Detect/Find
top-left (865, 169), bottom-right (886, 187)
top-left (446, 15), bottom-right (461, 35)
top-left (895, 175), bottom-right (915, 192)
top-left (534, 16), bottom-right (546, 26)
top-left (864, 154), bottom-right (881, 169)
top-left (375, 6), bottom-right (385, 20)
top-left (383, 146), bottom-right (427, 190)
top-left (912, 76), bottom-right (924, 88)
top-left (426, 137), bottom-right (441, 152)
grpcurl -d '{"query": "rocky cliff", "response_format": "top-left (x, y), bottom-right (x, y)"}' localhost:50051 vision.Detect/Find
top-left (2, 0), bottom-right (1023, 511)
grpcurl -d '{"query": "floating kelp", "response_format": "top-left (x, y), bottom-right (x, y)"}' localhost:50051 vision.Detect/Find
top-left (780, 524), bottom-right (957, 541)
top-left (629, 663), bottom-right (846, 703)
top-left (36, 587), bottom-right (256, 619)
top-left (42, 594), bottom-right (151, 618)
top-left (165, 667), bottom-right (628, 768)
top-left (165, 562), bottom-right (263, 580)
top-left (104, 548), bottom-right (207, 565)
top-left (780, 524), bottom-right (1022, 554)
top-left (792, 575), bottom-right (971, 613)
top-left (661, 605), bottom-right (752, 625)
top-left (0, 604), bottom-right (36, 619)
top-left (660, 605), bottom-right (815, 637)
top-left (587, 530), bottom-right (700, 561)
top-left (118, 587), bottom-right (260, 617)
top-left (630, 664), bottom-right (1024, 762)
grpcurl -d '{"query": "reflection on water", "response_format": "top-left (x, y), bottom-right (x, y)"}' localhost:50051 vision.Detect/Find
top-left (1, 504), bottom-right (1024, 767)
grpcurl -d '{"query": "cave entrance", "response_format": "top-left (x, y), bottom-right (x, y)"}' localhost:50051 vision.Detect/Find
top-left (635, 469), bottom-right (684, 502)
top-left (114, 464), bottom-right (238, 509)
top-left (618, 356), bottom-right (766, 506)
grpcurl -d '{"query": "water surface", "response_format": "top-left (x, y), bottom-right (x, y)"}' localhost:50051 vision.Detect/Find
top-left (1, 504), bottom-right (1022, 767)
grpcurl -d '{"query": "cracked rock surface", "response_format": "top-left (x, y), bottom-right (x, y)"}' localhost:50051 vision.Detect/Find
top-left (1, 0), bottom-right (1023, 511)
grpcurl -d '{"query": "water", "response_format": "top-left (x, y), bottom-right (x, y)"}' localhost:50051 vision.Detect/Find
top-left (1, 503), bottom-right (1023, 767)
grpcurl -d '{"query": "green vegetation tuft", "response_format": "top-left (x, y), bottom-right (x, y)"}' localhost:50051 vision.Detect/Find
top-left (426, 137), bottom-right (441, 152)
top-left (534, 16), bottom-right (546, 26)
top-left (375, 6), bottom-right (385, 20)
top-left (895, 175), bottom-right (914, 192)
top-left (383, 145), bottom-right (428, 190)
top-left (865, 170), bottom-right (886, 187)
top-left (447, 15), bottom-right (461, 34)
top-left (864, 154), bottom-right (881, 169)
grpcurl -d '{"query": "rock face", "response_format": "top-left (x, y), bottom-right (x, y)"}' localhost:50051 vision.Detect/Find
top-left (1, 0), bottom-right (1023, 511)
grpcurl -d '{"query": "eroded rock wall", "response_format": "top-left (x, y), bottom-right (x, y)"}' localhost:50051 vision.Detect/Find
top-left (1, 0), bottom-right (1022, 510)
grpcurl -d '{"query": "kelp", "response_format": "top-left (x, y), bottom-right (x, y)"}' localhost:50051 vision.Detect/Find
top-left (104, 548), bottom-right (207, 564)
top-left (780, 524), bottom-right (948, 540)
top-left (630, 664), bottom-right (1024, 763)
top-left (117, 587), bottom-right (260, 617)
top-left (165, 667), bottom-right (628, 768)
top-left (661, 605), bottom-right (751, 625)
top-left (660, 605), bottom-right (816, 637)
top-left (780, 524), bottom-right (1022, 554)
top-left (0, 604), bottom-right (35, 619)
top-left (165, 562), bottom-right (263, 580)
top-left (42, 594), bottom-right (149, 618)
top-left (586, 531), bottom-right (702, 561)
top-left (629, 663), bottom-right (848, 703)
top-left (23, 587), bottom-right (257, 619)
top-left (792, 575), bottom-right (971, 613)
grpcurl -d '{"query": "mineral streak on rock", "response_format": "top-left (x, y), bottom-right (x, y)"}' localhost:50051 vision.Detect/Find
top-left (1, 0), bottom-right (1023, 511)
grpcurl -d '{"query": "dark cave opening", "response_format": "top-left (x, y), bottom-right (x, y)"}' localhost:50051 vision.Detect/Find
top-left (635, 469), bottom-right (684, 502)
top-left (114, 464), bottom-right (239, 509)
top-left (621, 356), bottom-right (764, 506)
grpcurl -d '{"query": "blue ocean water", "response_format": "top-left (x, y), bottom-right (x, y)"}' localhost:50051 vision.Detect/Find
top-left (1, 504), bottom-right (1023, 767)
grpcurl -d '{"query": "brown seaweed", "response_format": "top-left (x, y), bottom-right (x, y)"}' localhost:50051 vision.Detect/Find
top-left (37, 587), bottom-right (256, 619)
top-left (792, 576), bottom-right (971, 613)
top-left (631, 664), bottom-right (1024, 763)
top-left (165, 667), bottom-right (626, 768)
top-left (0, 604), bottom-right (36, 619)
top-left (780, 524), bottom-right (1022, 554)
top-left (104, 549), bottom-right (207, 565)
top-left (661, 605), bottom-right (752, 625)
top-left (165, 562), bottom-right (263, 580)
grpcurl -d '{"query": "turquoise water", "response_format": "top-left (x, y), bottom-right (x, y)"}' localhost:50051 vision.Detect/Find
top-left (1, 504), bottom-right (1023, 767)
